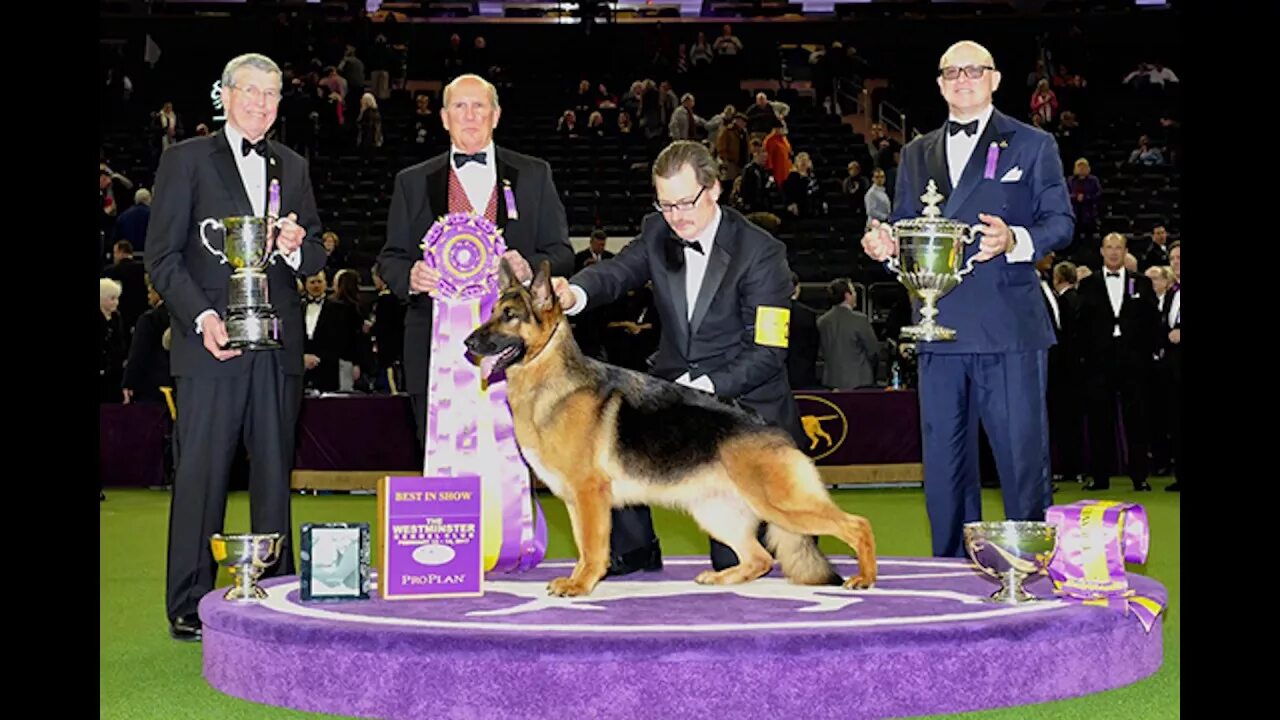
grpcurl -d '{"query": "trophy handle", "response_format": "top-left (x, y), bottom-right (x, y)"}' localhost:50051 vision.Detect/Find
top-left (958, 224), bottom-right (985, 277)
top-left (262, 217), bottom-right (289, 266)
top-left (200, 218), bottom-right (229, 265)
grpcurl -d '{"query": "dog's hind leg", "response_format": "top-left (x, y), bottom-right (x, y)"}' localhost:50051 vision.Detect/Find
top-left (687, 494), bottom-right (774, 586)
top-left (548, 478), bottom-right (612, 597)
top-left (726, 445), bottom-right (878, 589)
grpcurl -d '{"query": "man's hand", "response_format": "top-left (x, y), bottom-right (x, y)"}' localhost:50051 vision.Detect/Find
top-left (410, 261), bottom-right (442, 295)
top-left (1168, 328), bottom-right (1180, 345)
top-left (971, 213), bottom-right (1014, 263)
top-left (122, 388), bottom-right (133, 404)
top-left (200, 314), bottom-right (243, 361)
top-left (273, 212), bottom-right (306, 256)
top-left (502, 250), bottom-right (533, 283)
top-left (861, 219), bottom-right (897, 262)
top-left (552, 277), bottom-right (577, 311)
top-left (304, 354), bottom-right (321, 370)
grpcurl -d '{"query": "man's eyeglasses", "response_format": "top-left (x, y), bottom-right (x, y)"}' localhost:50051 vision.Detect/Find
top-left (653, 185), bottom-right (707, 214)
top-left (231, 84), bottom-right (282, 105)
top-left (938, 65), bottom-right (994, 81)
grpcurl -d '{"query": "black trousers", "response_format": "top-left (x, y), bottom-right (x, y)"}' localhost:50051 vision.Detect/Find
top-left (165, 352), bottom-right (301, 621)
top-left (1085, 342), bottom-right (1149, 485)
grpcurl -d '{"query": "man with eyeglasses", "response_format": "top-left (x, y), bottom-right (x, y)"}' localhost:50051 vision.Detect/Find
top-left (146, 53), bottom-right (327, 642)
top-left (377, 73), bottom-right (574, 451)
top-left (553, 140), bottom-right (805, 578)
top-left (861, 41), bottom-right (1074, 559)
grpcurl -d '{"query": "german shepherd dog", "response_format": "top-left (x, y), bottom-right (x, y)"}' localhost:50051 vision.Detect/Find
top-left (464, 260), bottom-right (877, 597)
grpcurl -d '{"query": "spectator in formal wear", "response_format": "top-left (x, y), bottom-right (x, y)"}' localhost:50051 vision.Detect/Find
top-left (788, 272), bottom-right (821, 391)
top-left (1140, 225), bottom-right (1170, 271)
top-left (865, 167), bottom-right (892, 229)
top-left (1146, 263), bottom-right (1176, 475)
top-left (817, 278), bottom-right (881, 390)
top-left (1076, 233), bottom-right (1159, 492)
top-left (1066, 158), bottom-right (1101, 262)
top-left (114, 188), bottom-right (152, 253)
top-left (783, 152), bottom-right (823, 220)
top-left (122, 276), bottom-right (173, 405)
top-left (1164, 242), bottom-right (1181, 492)
top-left (103, 240), bottom-right (149, 336)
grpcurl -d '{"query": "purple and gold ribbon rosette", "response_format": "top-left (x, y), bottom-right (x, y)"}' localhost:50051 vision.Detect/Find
top-left (1045, 500), bottom-right (1165, 632)
top-left (420, 212), bottom-right (547, 573)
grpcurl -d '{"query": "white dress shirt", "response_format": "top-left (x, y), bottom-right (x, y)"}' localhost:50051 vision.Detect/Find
top-left (1168, 287), bottom-right (1180, 328)
top-left (1103, 267), bottom-right (1125, 337)
top-left (1040, 280), bottom-right (1060, 329)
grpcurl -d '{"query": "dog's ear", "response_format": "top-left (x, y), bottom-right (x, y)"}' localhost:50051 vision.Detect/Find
top-left (530, 260), bottom-right (554, 313)
top-left (498, 257), bottom-right (519, 290)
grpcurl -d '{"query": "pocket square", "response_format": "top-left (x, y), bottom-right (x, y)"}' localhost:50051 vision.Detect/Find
top-left (1000, 166), bottom-right (1023, 183)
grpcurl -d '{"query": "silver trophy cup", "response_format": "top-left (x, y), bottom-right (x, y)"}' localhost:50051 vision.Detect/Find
top-left (963, 521), bottom-right (1058, 604)
top-left (881, 180), bottom-right (994, 342)
top-left (210, 532), bottom-right (284, 601)
top-left (199, 215), bottom-right (285, 349)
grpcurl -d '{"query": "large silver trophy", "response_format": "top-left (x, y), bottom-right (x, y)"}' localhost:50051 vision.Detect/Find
top-left (200, 215), bottom-right (285, 349)
top-left (210, 532), bottom-right (284, 601)
top-left (883, 180), bottom-right (990, 342)
top-left (963, 521), bottom-right (1058, 604)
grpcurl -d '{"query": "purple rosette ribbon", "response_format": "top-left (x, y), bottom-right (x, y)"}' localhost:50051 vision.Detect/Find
top-left (1045, 500), bottom-right (1163, 632)
top-left (421, 212), bottom-right (548, 573)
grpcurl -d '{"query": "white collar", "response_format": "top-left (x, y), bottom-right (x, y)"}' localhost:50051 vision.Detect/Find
top-left (222, 121), bottom-right (262, 155)
top-left (947, 104), bottom-right (995, 138)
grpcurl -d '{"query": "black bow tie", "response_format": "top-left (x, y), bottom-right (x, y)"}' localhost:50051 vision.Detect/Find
top-left (947, 119), bottom-right (979, 137)
top-left (679, 239), bottom-right (704, 255)
top-left (1106, 271), bottom-right (1122, 278)
top-left (453, 151), bottom-right (488, 168)
top-left (305, 296), bottom-right (324, 305)
top-left (241, 137), bottom-right (269, 157)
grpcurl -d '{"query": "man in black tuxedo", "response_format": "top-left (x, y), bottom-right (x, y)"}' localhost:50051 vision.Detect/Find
top-left (146, 53), bottom-right (327, 642)
top-left (554, 140), bottom-right (804, 575)
top-left (300, 272), bottom-right (362, 392)
top-left (574, 228), bottom-right (615, 271)
top-left (787, 272), bottom-right (821, 391)
top-left (377, 73), bottom-right (574, 448)
top-left (103, 240), bottom-right (149, 336)
top-left (121, 278), bottom-right (172, 404)
top-left (1045, 259), bottom-right (1084, 485)
top-left (1075, 233), bottom-right (1159, 492)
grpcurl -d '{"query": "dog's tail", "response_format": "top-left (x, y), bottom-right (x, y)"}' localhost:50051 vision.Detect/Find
top-left (766, 524), bottom-right (842, 586)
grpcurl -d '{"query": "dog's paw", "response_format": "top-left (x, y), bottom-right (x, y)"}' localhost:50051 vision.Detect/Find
top-left (547, 576), bottom-right (592, 597)
top-left (694, 570), bottom-right (721, 585)
top-left (843, 575), bottom-right (874, 590)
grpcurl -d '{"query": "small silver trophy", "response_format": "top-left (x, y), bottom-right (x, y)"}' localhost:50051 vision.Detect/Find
top-left (210, 532), bottom-right (284, 601)
top-left (963, 521), bottom-right (1058, 604)
top-left (882, 180), bottom-right (993, 342)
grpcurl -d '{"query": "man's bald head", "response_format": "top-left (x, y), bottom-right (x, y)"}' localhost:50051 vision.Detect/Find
top-left (939, 41), bottom-right (995, 71)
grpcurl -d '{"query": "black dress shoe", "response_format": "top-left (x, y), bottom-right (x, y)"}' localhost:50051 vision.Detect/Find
top-left (1133, 480), bottom-right (1153, 492)
top-left (606, 544), bottom-right (663, 577)
top-left (169, 614), bottom-right (202, 642)
top-left (1165, 482), bottom-right (1181, 492)
top-left (100, 492), bottom-right (106, 502)
top-left (1082, 479), bottom-right (1110, 491)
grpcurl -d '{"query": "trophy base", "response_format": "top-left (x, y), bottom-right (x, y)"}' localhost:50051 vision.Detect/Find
top-left (900, 322), bottom-right (956, 343)
top-left (225, 310), bottom-right (281, 350)
top-left (222, 584), bottom-right (270, 601)
top-left (985, 573), bottom-right (1038, 604)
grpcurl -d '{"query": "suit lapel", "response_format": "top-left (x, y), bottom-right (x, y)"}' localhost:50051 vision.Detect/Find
top-left (211, 132), bottom-right (254, 216)
top-left (427, 158), bottom-right (449, 222)
top-left (662, 238), bottom-right (690, 356)
top-left (265, 141), bottom-right (282, 215)
top-left (944, 109), bottom-right (1017, 217)
top-left (689, 213), bottom-right (735, 340)
top-left (924, 129), bottom-right (952, 199)
top-left (495, 147), bottom-right (520, 228)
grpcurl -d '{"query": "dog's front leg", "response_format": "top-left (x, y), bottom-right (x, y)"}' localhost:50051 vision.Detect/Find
top-left (548, 480), bottom-right (611, 597)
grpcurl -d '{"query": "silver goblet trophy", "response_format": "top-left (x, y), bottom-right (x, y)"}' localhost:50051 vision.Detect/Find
top-left (882, 180), bottom-right (993, 342)
top-left (210, 532), bottom-right (284, 601)
top-left (199, 215), bottom-right (286, 349)
top-left (963, 521), bottom-right (1058, 604)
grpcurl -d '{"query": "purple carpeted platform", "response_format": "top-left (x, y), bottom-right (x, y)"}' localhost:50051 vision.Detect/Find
top-left (201, 557), bottom-right (1165, 719)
